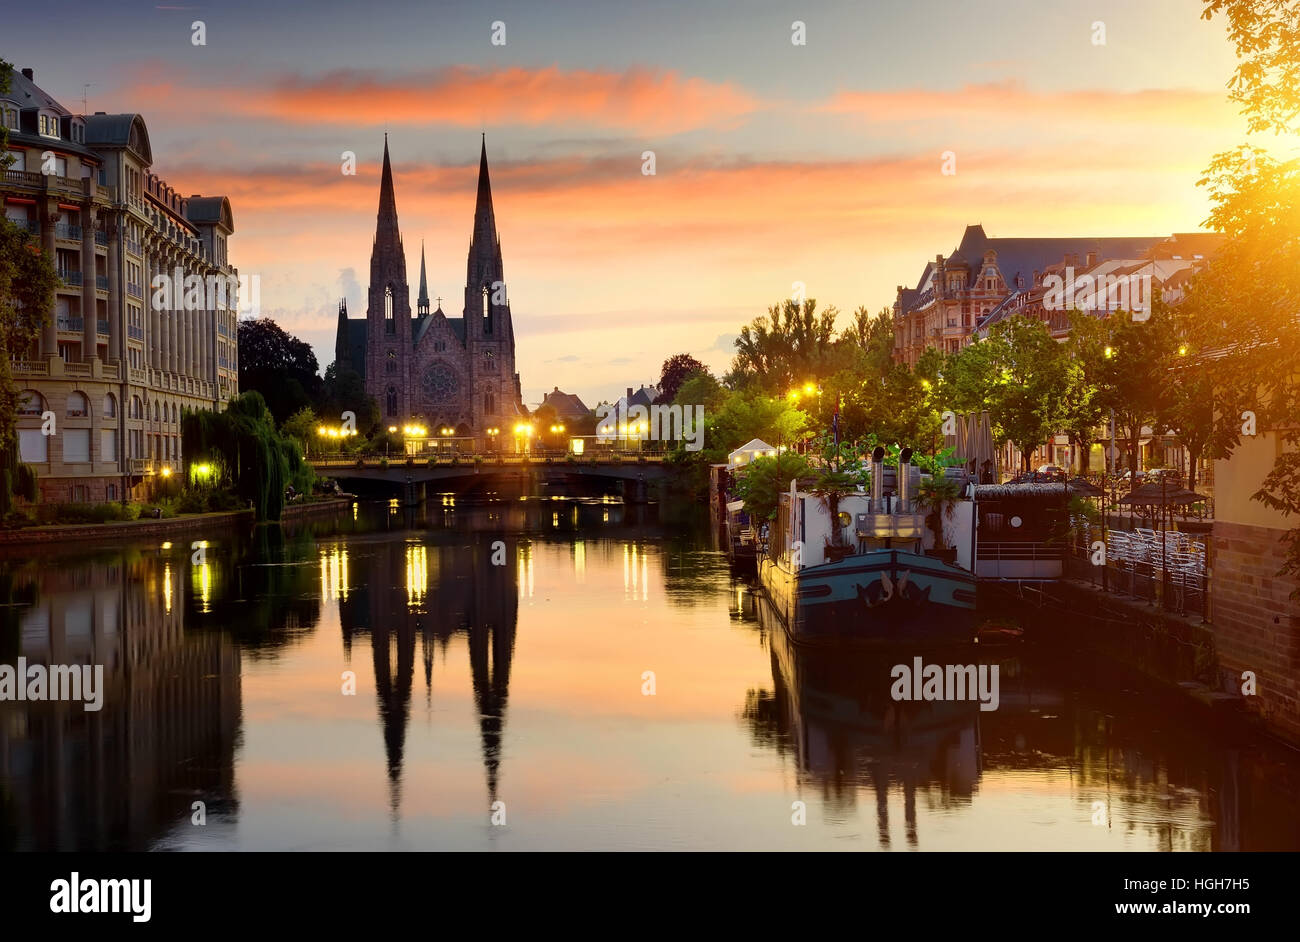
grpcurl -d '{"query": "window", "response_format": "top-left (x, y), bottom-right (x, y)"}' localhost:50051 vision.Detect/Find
top-left (132, 396), bottom-right (142, 418)
top-left (103, 393), bottom-right (117, 417)
top-left (386, 350), bottom-right (397, 374)
top-left (101, 429), bottom-right (117, 461)
top-left (17, 390), bottom-right (44, 416)
top-left (154, 402), bottom-right (160, 421)
top-left (106, 484), bottom-right (117, 501)
top-left (18, 429), bottom-right (47, 463)
top-left (384, 286), bottom-right (394, 334)
top-left (67, 392), bottom-right (89, 417)
top-left (484, 389), bottom-right (496, 414)
top-left (482, 287), bottom-right (492, 334)
top-left (63, 428), bottom-right (90, 463)
top-left (386, 386), bottom-right (398, 417)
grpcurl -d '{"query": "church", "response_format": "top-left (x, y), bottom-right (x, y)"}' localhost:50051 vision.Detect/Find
top-left (334, 136), bottom-right (526, 448)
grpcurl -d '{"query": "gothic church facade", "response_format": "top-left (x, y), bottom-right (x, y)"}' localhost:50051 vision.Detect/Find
top-left (335, 137), bottom-right (525, 445)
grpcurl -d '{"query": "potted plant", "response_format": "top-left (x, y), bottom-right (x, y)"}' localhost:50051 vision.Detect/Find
top-left (915, 474), bottom-right (962, 562)
top-left (809, 434), bottom-right (866, 562)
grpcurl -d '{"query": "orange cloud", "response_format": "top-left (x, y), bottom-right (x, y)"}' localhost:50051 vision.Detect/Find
top-left (121, 65), bottom-right (760, 135)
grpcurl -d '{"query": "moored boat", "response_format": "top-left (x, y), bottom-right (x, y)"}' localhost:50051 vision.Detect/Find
top-left (757, 447), bottom-right (978, 646)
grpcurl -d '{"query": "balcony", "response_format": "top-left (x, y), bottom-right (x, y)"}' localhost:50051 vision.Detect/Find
top-left (128, 325), bottom-right (144, 341)
top-left (125, 238), bottom-right (142, 256)
top-left (97, 319), bottom-right (109, 335)
top-left (18, 220), bottom-right (39, 235)
top-left (56, 315), bottom-right (84, 332)
top-left (54, 222), bottom-right (82, 241)
top-left (10, 360), bottom-right (50, 377)
top-left (126, 283), bottom-right (143, 299)
top-left (64, 361), bottom-right (91, 377)
top-left (96, 275), bottom-right (108, 290)
top-left (58, 270), bottom-right (83, 287)
top-left (94, 231), bottom-right (108, 246)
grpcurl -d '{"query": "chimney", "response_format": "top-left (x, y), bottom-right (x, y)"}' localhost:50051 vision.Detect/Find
top-left (1086, 251), bottom-right (1098, 268)
top-left (626, 387), bottom-right (633, 403)
top-left (870, 447), bottom-right (885, 510)
top-left (21, 68), bottom-right (33, 80)
top-left (898, 448), bottom-right (914, 510)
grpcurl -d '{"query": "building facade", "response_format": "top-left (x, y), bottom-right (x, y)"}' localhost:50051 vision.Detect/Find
top-left (3, 66), bottom-right (239, 504)
top-left (334, 136), bottom-right (525, 448)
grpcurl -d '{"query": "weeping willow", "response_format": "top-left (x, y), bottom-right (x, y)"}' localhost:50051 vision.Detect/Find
top-left (0, 435), bottom-right (38, 516)
top-left (181, 391), bottom-right (314, 521)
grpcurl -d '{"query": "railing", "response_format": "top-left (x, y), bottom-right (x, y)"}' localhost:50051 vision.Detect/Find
top-left (54, 223), bottom-right (82, 240)
top-left (56, 315), bottom-right (84, 331)
top-left (125, 238), bottom-right (142, 256)
top-left (58, 270), bottom-right (83, 286)
top-left (129, 367), bottom-right (147, 384)
top-left (1066, 522), bottom-right (1208, 618)
top-left (97, 319), bottom-right (110, 335)
top-left (126, 283), bottom-right (143, 299)
top-left (11, 360), bottom-right (50, 376)
top-left (20, 220), bottom-right (39, 235)
top-left (64, 362), bottom-right (91, 377)
top-left (128, 325), bottom-right (144, 340)
top-left (976, 540), bottom-right (1065, 580)
top-left (310, 452), bottom-right (667, 468)
top-left (94, 231), bottom-right (108, 246)
top-left (96, 275), bottom-right (108, 289)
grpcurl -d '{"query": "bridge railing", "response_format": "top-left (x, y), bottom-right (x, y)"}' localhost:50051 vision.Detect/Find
top-left (310, 451), bottom-right (668, 468)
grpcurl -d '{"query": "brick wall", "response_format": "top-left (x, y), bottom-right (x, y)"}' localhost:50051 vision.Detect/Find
top-left (1212, 520), bottom-right (1300, 743)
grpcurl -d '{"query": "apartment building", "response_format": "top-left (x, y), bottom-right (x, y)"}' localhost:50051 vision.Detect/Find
top-left (2, 66), bottom-right (238, 504)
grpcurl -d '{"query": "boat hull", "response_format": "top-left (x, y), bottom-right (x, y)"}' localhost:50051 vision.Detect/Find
top-left (759, 549), bottom-right (977, 646)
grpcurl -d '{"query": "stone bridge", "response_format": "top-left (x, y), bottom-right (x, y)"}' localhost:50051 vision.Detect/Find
top-left (309, 453), bottom-right (669, 504)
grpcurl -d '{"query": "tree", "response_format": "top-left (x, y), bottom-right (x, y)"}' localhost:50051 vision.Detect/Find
top-left (238, 318), bottom-right (322, 426)
top-left (1096, 309), bottom-right (1175, 479)
top-left (731, 298), bottom-right (840, 393)
top-left (657, 354), bottom-right (708, 404)
top-left (320, 362), bottom-right (379, 434)
top-left (733, 451), bottom-right (812, 522)
top-left (950, 317), bottom-right (1071, 472)
top-left (281, 407), bottom-right (319, 457)
top-left (1200, 0), bottom-right (1300, 590)
top-left (0, 60), bottom-right (57, 516)
top-left (1060, 312), bottom-right (1109, 474)
top-left (673, 371), bottom-right (725, 411)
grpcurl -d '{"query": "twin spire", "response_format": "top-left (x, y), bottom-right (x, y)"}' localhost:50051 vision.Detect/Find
top-left (375, 133), bottom-right (497, 317)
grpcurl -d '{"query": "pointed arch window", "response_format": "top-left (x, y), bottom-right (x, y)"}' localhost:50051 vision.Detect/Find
top-left (384, 286), bottom-right (395, 334)
top-left (386, 386), bottom-right (398, 417)
top-left (482, 286), bottom-right (492, 335)
top-left (484, 389), bottom-right (496, 414)
top-left (386, 350), bottom-right (397, 374)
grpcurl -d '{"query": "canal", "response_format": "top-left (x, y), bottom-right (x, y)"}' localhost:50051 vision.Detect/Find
top-left (2, 498), bottom-right (1298, 851)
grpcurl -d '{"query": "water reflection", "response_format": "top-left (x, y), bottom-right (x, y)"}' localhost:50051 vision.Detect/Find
top-left (0, 498), bottom-right (1296, 850)
top-left (0, 550), bottom-right (240, 851)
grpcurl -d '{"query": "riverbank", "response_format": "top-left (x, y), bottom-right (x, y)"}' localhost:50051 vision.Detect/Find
top-left (0, 497), bottom-right (352, 548)
top-left (987, 577), bottom-right (1300, 748)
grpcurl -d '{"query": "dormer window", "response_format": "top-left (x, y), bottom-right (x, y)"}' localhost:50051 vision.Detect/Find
top-left (38, 113), bottom-right (58, 138)
top-left (1, 106), bottom-right (16, 130)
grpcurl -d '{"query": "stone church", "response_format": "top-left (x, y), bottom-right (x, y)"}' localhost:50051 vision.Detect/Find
top-left (334, 136), bottom-right (525, 445)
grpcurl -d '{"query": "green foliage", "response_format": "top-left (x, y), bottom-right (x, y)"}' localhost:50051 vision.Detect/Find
top-left (914, 474), bottom-right (962, 549)
top-left (733, 451), bottom-right (813, 522)
top-left (238, 318), bottom-right (322, 426)
top-left (182, 391), bottom-right (312, 521)
top-left (32, 502), bottom-right (143, 525)
top-left (657, 353), bottom-right (709, 403)
top-left (320, 362), bottom-right (379, 433)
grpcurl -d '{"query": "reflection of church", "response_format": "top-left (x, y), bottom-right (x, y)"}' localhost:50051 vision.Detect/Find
top-left (337, 533), bottom-right (518, 815)
top-left (334, 137), bottom-right (526, 445)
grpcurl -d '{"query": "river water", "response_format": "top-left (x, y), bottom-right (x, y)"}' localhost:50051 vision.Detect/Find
top-left (2, 498), bottom-right (1297, 851)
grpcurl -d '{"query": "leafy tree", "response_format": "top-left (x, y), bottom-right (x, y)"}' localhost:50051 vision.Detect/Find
top-left (281, 406), bottom-right (319, 457)
top-left (1200, 0), bottom-right (1300, 590)
top-left (320, 361), bottom-right (379, 433)
top-left (733, 451), bottom-right (812, 522)
top-left (731, 298), bottom-right (839, 393)
top-left (1060, 311), bottom-right (1110, 474)
top-left (238, 318), bottom-right (322, 425)
top-left (182, 392), bottom-right (312, 521)
top-left (657, 353), bottom-right (709, 404)
top-left (673, 371), bottom-right (725, 411)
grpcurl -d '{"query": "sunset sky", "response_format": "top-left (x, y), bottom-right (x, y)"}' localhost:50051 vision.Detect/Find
top-left (5, 0), bottom-right (1248, 405)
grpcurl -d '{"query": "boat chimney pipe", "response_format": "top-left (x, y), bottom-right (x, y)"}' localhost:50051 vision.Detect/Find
top-left (871, 446), bottom-right (885, 511)
top-left (898, 448), bottom-right (913, 510)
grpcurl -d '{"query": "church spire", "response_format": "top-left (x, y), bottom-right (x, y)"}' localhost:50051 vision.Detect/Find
top-left (375, 134), bottom-right (402, 250)
top-left (472, 132), bottom-right (497, 249)
top-left (417, 240), bottom-right (430, 317)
